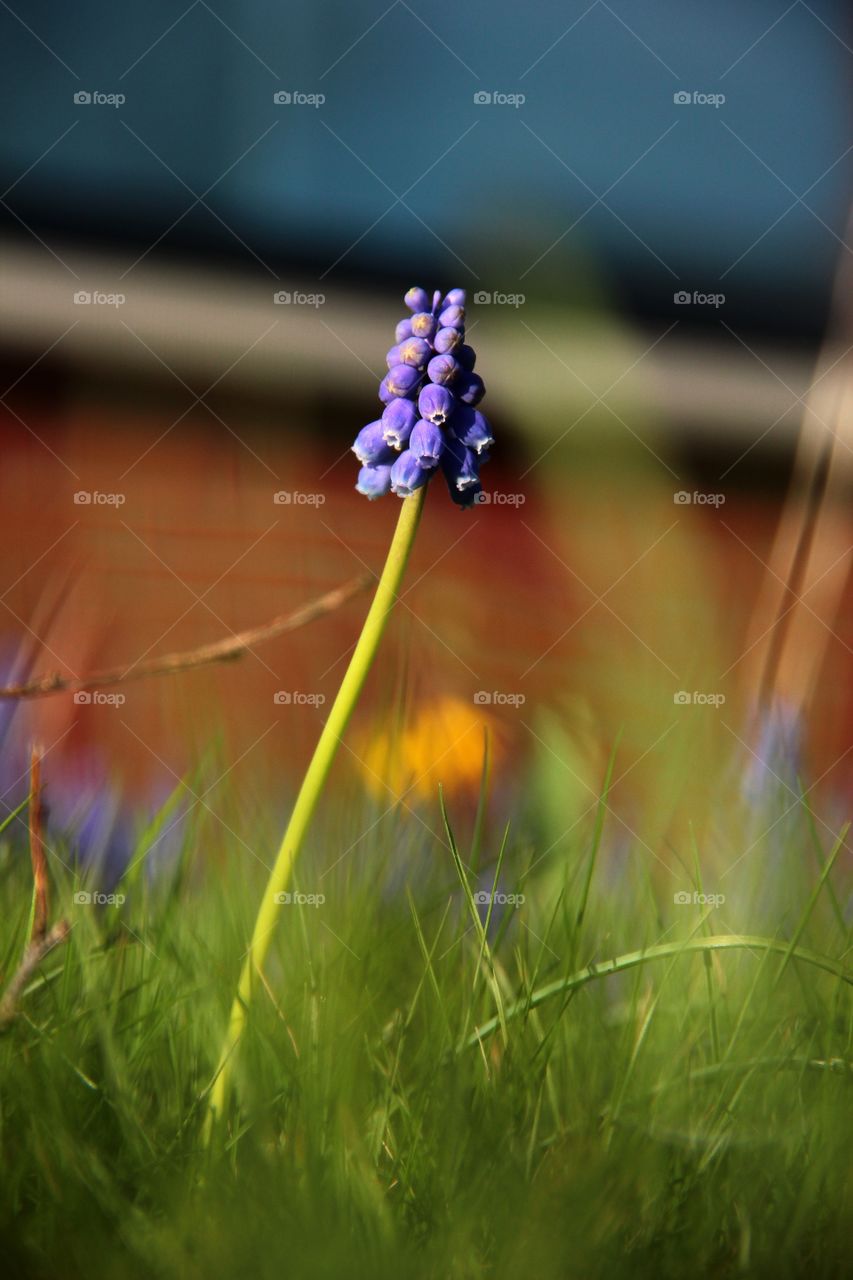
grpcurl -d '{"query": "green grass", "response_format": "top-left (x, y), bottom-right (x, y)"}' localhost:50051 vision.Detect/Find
top-left (0, 749), bottom-right (850, 1279)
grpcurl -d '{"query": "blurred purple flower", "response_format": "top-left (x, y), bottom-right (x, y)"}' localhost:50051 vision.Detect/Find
top-left (0, 640), bottom-right (188, 889)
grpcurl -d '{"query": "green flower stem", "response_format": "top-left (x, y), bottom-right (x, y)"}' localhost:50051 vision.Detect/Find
top-left (204, 487), bottom-right (427, 1140)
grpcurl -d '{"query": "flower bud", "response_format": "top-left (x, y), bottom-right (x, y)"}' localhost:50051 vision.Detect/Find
top-left (381, 397), bottom-right (419, 449)
top-left (438, 304), bottom-right (465, 330)
top-left (418, 383), bottom-right (455, 425)
top-left (442, 288), bottom-right (466, 309)
top-left (385, 343), bottom-right (401, 370)
top-left (441, 437), bottom-right (482, 505)
top-left (456, 343), bottom-right (476, 371)
top-left (404, 287), bottom-right (430, 313)
top-left (384, 364), bottom-right (422, 399)
top-left (395, 318), bottom-right (413, 343)
top-left (450, 406), bottom-right (494, 454)
top-left (427, 354), bottom-right (461, 386)
top-left (378, 377), bottom-right (396, 405)
top-left (409, 419), bottom-right (444, 469)
top-left (353, 420), bottom-right (393, 465)
top-left (410, 312), bottom-right (438, 340)
top-left (390, 449), bottom-right (431, 497)
top-left (455, 448), bottom-right (481, 492)
top-left (356, 463), bottom-right (393, 500)
top-left (455, 371), bottom-right (485, 405)
top-left (431, 289), bottom-right (442, 314)
top-left (434, 326), bottom-right (462, 354)
top-left (397, 336), bottom-right (432, 368)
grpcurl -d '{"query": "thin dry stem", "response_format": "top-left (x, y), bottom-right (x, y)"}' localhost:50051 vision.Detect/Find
top-left (0, 574), bottom-right (371, 700)
top-left (28, 746), bottom-right (48, 943)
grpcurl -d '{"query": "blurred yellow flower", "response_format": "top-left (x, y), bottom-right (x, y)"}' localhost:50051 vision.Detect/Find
top-left (355, 695), bottom-right (503, 803)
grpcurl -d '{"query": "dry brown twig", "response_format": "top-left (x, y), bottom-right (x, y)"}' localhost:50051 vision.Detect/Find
top-left (28, 746), bottom-right (49, 942)
top-left (0, 747), bottom-right (70, 1028)
top-left (0, 920), bottom-right (70, 1028)
top-left (0, 573), bottom-right (372, 700)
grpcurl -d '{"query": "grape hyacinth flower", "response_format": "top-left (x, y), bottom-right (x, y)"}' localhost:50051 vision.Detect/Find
top-left (208, 286), bottom-right (494, 1138)
top-left (351, 286), bottom-right (494, 509)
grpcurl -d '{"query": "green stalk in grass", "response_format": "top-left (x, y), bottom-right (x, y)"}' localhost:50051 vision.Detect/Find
top-left (459, 933), bottom-right (853, 1054)
top-left (204, 487), bottom-right (426, 1139)
top-left (205, 283), bottom-right (493, 1140)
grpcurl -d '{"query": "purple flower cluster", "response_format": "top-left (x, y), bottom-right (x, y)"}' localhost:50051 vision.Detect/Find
top-left (353, 287), bottom-right (493, 507)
